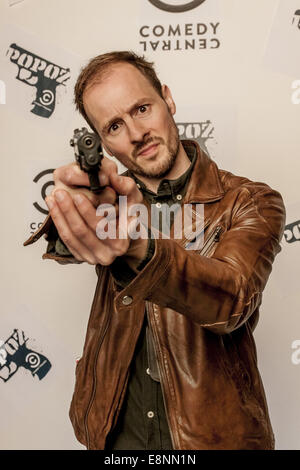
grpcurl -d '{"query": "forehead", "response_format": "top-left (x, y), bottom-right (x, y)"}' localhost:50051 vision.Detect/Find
top-left (91, 62), bottom-right (152, 89)
top-left (83, 63), bottom-right (159, 126)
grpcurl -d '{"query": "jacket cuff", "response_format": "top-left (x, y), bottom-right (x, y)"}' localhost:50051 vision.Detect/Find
top-left (113, 237), bottom-right (172, 306)
top-left (23, 214), bottom-right (53, 246)
top-left (23, 214), bottom-right (82, 265)
top-left (109, 237), bottom-right (155, 289)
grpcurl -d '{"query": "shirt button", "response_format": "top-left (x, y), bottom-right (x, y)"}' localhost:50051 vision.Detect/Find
top-left (155, 202), bottom-right (161, 208)
top-left (176, 194), bottom-right (182, 200)
top-left (146, 368), bottom-right (150, 375)
top-left (122, 295), bottom-right (133, 305)
top-left (147, 411), bottom-right (155, 418)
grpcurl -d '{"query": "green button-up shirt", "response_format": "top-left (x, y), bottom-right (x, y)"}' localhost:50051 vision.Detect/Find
top-left (105, 142), bottom-right (197, 450)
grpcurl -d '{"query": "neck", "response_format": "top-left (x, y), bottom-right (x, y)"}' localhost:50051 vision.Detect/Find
top-left (133, 142), bottom-right (190, 193)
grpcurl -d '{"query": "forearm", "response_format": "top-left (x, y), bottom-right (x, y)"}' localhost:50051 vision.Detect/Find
top-left (113, 235), bottom-right (275, 334)
top-left (112, 187), bottom-right (286, 334)
top-left (109, 236), bottom-right (155, 288)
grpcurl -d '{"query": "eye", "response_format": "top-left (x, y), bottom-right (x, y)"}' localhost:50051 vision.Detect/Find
top-left (109, 122), bottom-right (121, 134)
top-left (137, 104), bottom-right (149, 114)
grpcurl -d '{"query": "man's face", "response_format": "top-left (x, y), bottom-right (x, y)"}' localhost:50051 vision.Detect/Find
top-left (82, 62), bottom-right (180, 179)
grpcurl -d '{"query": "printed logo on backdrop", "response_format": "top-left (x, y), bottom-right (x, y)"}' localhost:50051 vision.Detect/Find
top-left (263, 0), bottom-right (300, 77)
top-left (148, 0), bottom-right (206, 13)
top-left (8, 0), bottom-right (25, 5)
top-left (0, 79), bottom-right (5, 104)
top-left (291, 340), bottom-right (300, 365)
top-left (6, 43), bottom-right (71, 118)
top-left (28, 168), bottom-right (54, 236)
top-left (139, 0), bottom-right (221, 52)
top-left (282, 202), bottom-right (300, 246)
top-left (175, 105), bottom-right (237, 170)
top-left (0, 24), bottom-right (82, 131)
top-left (292, 9), bottom-right (300, 29)
top-left (291, 79), bottom-right (300, 104)
top-left (33, 169), bottom-right (55, 215)
top-left (177, 120), bottom-right (214, 155)
top-left (0, 329), bottom-right (51, 382)
top-left (284, 219), bottom-right (300, 244)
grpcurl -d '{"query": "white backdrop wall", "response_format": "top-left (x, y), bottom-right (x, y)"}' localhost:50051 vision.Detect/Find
top-left (0, 0), bottom-right (299, 450)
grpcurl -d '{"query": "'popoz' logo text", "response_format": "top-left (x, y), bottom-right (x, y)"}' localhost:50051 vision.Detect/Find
top-left (6, 43), bottom-right (70, 118)
top-left (177, 120), bottom-right (214, 155)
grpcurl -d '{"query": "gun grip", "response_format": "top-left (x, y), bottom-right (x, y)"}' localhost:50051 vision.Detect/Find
top-left (88, 169), bottom-right (104, 194)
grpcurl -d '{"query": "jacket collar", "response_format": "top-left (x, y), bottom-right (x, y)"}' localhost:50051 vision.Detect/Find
top-left (181, 140), bottom-right (225, 203)
top-left (122, 139), bottom-right (225, 204)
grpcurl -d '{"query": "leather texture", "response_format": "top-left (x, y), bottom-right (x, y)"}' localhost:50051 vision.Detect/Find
top-left (24, 141), bottom-right (286, 450)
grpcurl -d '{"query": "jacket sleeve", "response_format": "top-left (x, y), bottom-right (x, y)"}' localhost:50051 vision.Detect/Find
top-left (113, 183), bottom-right (286, 334)
top-left (23, 213), bottom-right (156, 272)
top-left (109, 237), bottom-right (155, 289)
top-left (23, 214), bottom-right (83, 265)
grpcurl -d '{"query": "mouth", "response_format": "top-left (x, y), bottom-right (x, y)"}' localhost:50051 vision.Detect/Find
top-left (137, 143), bottom-right (160, 157)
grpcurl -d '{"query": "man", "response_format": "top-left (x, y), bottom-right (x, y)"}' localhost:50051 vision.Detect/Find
top-left (24, 51), bottom-right (286, 450)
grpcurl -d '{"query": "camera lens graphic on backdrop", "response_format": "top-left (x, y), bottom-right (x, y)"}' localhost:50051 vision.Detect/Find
top-left (33, 169), bottom-right (55, 215)
top-left (148, 0), bottom-right (206, 13)
top-left (0, 329), bottom-right (52, 382)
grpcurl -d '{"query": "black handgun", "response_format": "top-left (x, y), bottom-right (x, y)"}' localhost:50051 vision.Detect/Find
top-left (70, 127), bottom-right (106, 194)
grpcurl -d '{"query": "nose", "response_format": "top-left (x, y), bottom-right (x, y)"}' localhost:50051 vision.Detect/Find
top-left (127, 118), bottom-right (149, 143)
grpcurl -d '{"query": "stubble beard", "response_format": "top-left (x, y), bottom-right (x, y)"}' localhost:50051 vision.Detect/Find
top-left (128, 119), bottom-right (180, 179)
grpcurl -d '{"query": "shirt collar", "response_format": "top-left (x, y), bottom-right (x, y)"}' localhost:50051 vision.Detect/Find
top-left (127, 143), bottom-right (197, 200)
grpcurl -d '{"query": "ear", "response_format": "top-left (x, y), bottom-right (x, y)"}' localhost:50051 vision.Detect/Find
top-left (161, 84), bottom-right (176, 116)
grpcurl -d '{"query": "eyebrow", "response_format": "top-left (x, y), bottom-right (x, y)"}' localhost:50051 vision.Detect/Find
top-left (101, 98), bottom-right (150, 133)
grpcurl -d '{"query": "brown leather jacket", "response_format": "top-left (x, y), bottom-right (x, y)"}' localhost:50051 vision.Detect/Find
top-left (24, 140), bottom-right (286, 450)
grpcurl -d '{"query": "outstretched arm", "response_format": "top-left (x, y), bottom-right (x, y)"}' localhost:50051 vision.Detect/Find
top-left (112, 183), bottom-right (286, 335)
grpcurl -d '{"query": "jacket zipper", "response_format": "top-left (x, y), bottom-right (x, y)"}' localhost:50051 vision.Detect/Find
top-left (146, 301), bottom-right (177, 450)
top-left (84, 310), bottom-right (111, 450)
top-left (199, 225), bottom-right (223, 256)
top-left (144, 224), bottom-right (224, 449)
